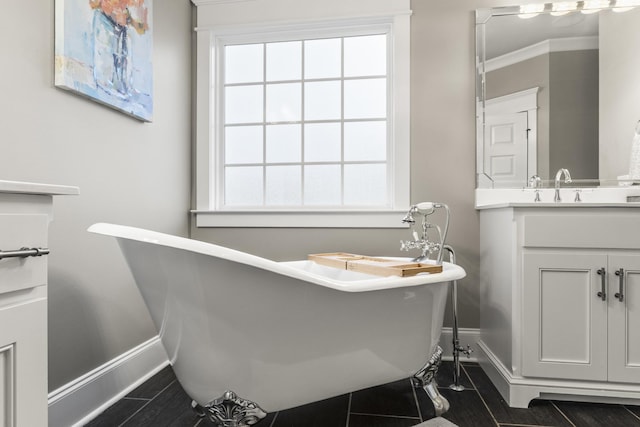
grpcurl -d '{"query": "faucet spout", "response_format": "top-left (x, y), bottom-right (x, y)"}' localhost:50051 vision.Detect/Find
top-left (554, 168), bottom-right (572, 202)
top-left (554, 168), bottom-right (572, 188)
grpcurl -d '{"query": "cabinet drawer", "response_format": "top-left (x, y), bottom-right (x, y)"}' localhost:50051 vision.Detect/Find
top-left (0, 215), bottom-right (48, 294)
top-left (523, 214), bottom-right (640, 249)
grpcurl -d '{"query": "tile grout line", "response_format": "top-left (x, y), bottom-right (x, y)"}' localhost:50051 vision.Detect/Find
top-left (460, 364), bottom-right (500, 427)
top-left (117, 379), bottom-right (179, 427)
top-left (269, 410), bottom-right (279, 427)
top-left (498, 424), bottom-right (569, 427)
top-left (345, 392), bottom-right (352, 427)
top-left (411, 377), bottom-right (424, 422)
top-left (623, 405), bottom-right (640, 422)
top-left (549, 401), bottom-right (577, 427)
top-left (121, 397), bottom-right (152, 402)
top-left (349, 412), bottom-right (421, 420)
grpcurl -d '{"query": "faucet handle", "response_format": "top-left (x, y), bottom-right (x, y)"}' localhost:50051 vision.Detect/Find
top-left (574, 189), bottom-right (582, 202)
top-left (534, 189), bottom-right (541, 202)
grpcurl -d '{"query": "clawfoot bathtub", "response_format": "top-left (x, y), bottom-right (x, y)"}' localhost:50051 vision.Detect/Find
top-left (88, 223), bottom-right (466, 426)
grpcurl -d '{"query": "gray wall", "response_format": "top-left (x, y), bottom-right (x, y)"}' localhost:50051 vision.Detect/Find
top-left (1, 1), bottom-right (192, 391)
top-left (549, 50), bottom-right (599, 179)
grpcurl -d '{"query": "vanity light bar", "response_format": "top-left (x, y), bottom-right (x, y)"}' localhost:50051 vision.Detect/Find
top-left (581, 0), bottom-right (611, 13)
top-left (612, 0), bottom-right (640, 10)
top-left (518, 0), bottom-right (640, 18)
top-left (550, 1), bottom-right (578, 15)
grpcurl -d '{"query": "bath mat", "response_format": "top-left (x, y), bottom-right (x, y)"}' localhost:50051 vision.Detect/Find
top-left (413, 417), bottom-right (458, 427)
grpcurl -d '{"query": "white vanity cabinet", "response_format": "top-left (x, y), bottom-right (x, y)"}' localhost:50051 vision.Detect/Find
top-left (478, 205), bottom-right (640, 408)
top-left (0, 181), bottom-right (78, 427)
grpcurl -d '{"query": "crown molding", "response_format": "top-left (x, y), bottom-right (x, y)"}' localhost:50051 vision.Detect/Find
top-left (485, 36), bottom-right (598, 72)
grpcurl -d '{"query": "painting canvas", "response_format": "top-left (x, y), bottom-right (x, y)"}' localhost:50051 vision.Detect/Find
top-left (55, 0), bottom-right (153, 122)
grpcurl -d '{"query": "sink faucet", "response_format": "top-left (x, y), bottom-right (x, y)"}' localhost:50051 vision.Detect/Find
top-left (554, 168), bottom-right (572, 202)
top-left (528, 175), bottom-right (542, 188)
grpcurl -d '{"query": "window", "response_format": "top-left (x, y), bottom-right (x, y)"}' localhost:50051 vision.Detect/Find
top-left (193, 11), bottom-right (411, 227)
top-left (223, 33), bottom-right (389, 209)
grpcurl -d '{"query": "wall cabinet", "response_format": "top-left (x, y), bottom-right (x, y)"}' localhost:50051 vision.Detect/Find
top-left (478, 206), bottom-right (640, 408)
top-left (0, 181), bottom-right (78, 427)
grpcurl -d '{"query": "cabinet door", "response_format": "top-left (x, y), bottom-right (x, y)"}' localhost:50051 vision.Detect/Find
top-left (608, 254), bottom-right (640, 383)
top-left (0, 298), bottom-right (47, 427)
top-left (522, 252), bottom-right (608, 381)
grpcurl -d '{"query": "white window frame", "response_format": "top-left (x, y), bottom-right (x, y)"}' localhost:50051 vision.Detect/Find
top-left (193, 11), bottom-right (411, 228)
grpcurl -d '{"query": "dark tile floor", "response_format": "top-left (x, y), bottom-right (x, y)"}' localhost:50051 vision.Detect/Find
top-left (86, 361), bottom-right (640, 427)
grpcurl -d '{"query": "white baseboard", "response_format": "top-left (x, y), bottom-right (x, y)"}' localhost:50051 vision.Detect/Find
top-left (438, 327), bottom-right (480, 363)
top-left (48, 336), bottom-right (169, 427)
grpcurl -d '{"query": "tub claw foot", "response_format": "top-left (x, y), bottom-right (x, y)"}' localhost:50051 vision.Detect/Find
top-left (193, 390), bottom-right (267, 427)
top-left (413, 345), bottom-right (450, 416)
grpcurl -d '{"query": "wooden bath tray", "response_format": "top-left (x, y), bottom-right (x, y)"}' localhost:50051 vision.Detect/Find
top-left (308, 252), bottom-right (443, 277)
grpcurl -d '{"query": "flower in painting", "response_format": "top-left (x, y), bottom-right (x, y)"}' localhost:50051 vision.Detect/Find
top-left (89, 0), bottom-right (149, 35)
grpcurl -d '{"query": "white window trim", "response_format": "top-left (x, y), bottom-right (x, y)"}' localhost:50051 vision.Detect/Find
top-left (193, 12), bottom-right (411, 228)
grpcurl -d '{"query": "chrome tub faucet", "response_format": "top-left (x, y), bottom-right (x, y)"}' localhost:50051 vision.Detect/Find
top-left (400, 202), bottom-right (450, 264)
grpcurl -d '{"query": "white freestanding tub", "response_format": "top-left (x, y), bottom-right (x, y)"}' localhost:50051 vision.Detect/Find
top-left (88, 223), bottom-right (466, 426)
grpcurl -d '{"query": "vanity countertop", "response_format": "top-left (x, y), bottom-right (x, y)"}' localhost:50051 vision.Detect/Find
top-left (475, 187), bottom-right (640, 209)
top-left (476, 202), bottom-right (640, 210)
top-left (0, 180), bottom-right (79, 196)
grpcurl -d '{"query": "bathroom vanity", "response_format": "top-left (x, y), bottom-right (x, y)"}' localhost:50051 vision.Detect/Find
top-left (0, 180), bottom-right (78, 426)
top-left (474, 0), bottom-right (640, 409)
top-left (477, 198), bottom-right (640, 407)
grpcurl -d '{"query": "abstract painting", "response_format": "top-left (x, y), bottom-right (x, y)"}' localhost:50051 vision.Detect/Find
top-left (55, 0), bottom-right (153, 122)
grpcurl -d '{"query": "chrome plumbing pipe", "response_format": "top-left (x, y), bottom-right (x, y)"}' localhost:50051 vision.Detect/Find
top-left (444, 244), bottom-right (472, 392)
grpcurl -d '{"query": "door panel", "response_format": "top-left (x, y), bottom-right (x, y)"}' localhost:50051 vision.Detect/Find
top-left (523, 252), bottom-right (608, 381)
top-left (483, 112), bottom-right (528, 184)
top-left (608, 254), bottom-right (640, 383)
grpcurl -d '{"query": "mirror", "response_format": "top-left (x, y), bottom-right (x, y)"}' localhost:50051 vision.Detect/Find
top-left (476, 2), bottom-right (640, 188)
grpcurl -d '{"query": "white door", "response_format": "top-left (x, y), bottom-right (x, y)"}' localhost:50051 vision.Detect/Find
top-left (522, 252), bottom-right (608, 381)
top-left (483, 112), bottom-right (528, 184)
top-left (608, 254), bottom-right (640, 383)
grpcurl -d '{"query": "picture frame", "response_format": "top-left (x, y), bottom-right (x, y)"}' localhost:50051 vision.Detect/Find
top-left (54, 0), bottom-right (153, 122)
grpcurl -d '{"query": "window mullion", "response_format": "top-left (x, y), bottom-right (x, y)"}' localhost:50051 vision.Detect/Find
top-left (301, 41), bottom-right (306, 206)
top-left (340, 36), bottom-right (345, 207)
top-left (262, 43), bottom-right (267, 207)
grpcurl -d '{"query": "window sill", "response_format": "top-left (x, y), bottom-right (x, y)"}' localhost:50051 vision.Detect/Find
top-left (191, 210), bottom-right (411, 228)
